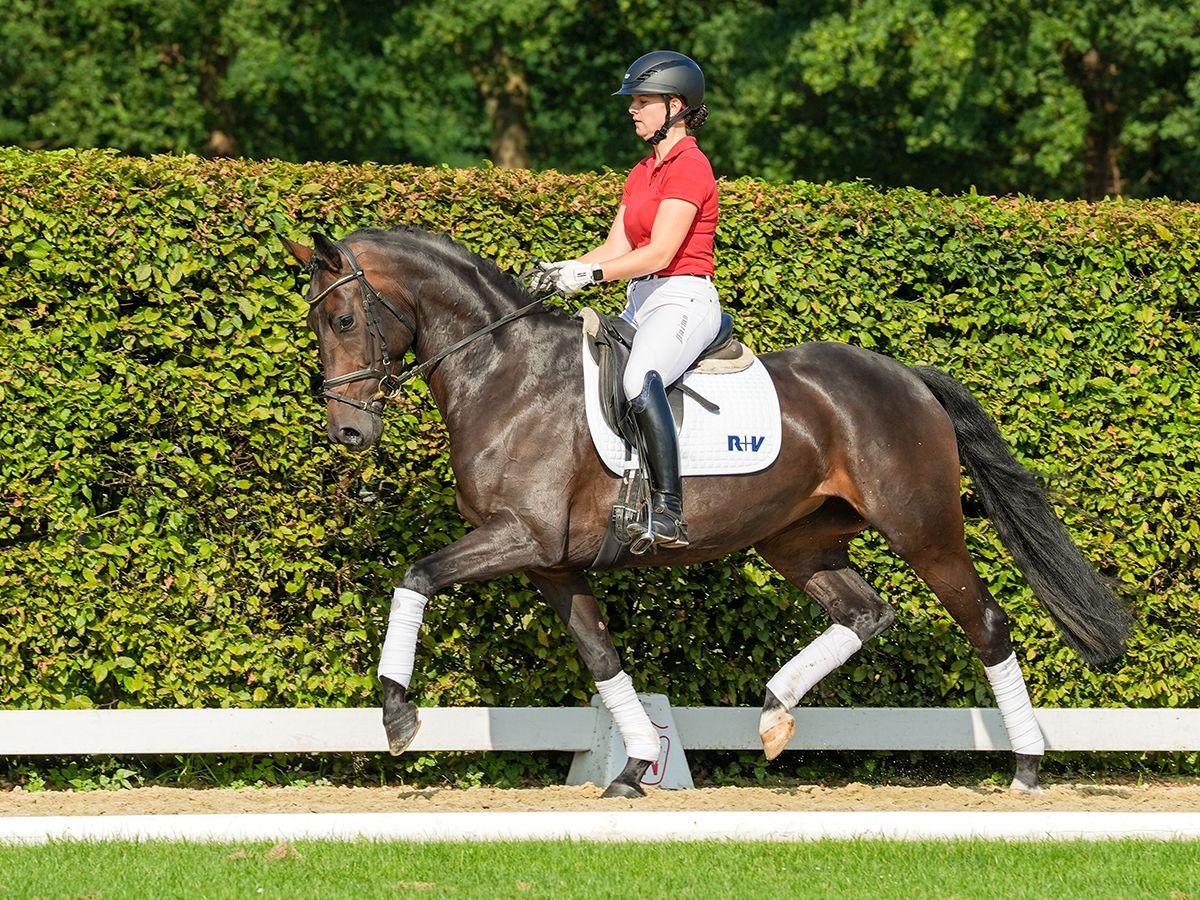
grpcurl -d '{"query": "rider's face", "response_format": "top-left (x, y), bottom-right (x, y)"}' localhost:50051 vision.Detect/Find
top-left (628, 94), bottom-right (681, 140)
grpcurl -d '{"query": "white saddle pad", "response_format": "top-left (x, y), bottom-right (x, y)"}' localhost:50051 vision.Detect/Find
top-left (582, 336), bottom-right (782, 476)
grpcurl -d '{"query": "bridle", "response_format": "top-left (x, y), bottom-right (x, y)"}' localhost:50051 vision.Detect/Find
top-left (306, 240), bottom-right (415, 413)
top-left (305, 240), bottom-right (544, 415)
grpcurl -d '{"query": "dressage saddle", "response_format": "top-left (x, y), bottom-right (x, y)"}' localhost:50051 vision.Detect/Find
top-left (579, 307), bottom-right (750, 449)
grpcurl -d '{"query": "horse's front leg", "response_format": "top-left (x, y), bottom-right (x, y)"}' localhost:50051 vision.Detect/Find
top-left (529, 570), bottom-right (659, 799)
top-left (377, 511), bottom-right (561, 755)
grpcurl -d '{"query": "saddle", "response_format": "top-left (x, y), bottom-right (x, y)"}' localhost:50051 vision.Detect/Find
top-left (579, 307), bottom-right (753, 448)
top-left (579, 307), bottom-right (756, 569)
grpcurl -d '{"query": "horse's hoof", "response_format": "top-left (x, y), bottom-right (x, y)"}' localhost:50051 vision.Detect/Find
top-left (600, 757), bottom-right (651, 798)
top-left (1009, 752), bottom-right (1043, 795)
top-left (381, 678), bottom-right (420, 755)
top-left (601, 779), bottom-right (647, 799)
top-left (759, 710), bottom-right (795, 761)
top-left (1009, 780), bottom-right (1045, 796)
top-left (383, 701), bottom-right (420, 755)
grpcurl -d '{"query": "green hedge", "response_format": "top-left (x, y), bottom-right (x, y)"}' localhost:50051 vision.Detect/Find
top-left (1, 147), bottom-right (1197, 730)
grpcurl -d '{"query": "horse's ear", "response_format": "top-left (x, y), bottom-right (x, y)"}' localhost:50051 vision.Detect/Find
top-left (310, 232), bottom-right (344, 273)
top-left (279, 233), bottom-right (312, 267)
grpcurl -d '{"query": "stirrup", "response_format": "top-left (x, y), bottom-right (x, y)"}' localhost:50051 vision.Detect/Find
top-left (627, 511), bottom-right (689, 554)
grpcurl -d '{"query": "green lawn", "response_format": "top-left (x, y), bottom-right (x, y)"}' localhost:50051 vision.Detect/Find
top-left (0, 839), bottom-right (1196, 899)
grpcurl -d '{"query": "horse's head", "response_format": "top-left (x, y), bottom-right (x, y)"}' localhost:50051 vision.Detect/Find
top-left (282, 232), bottom-right (417, 452)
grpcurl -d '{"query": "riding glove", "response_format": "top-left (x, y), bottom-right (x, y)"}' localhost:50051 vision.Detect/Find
top-left (553, 260), bottom-right (602, 294)
top-left (529, 260), bottom-right (567, 294)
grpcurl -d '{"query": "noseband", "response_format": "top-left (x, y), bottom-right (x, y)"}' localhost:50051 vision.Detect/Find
top-left (306, 240), bottom-right (544, 415)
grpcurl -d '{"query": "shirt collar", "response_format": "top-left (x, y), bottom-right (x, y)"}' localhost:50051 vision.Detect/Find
top-left (644, 135), bottom-right (698, 170)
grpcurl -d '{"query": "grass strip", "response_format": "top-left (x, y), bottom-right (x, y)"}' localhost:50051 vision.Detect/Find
top-left (0, 838), bottom-right (1196, 898)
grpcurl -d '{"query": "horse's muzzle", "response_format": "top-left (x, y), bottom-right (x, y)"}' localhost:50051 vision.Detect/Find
top-left (328, 415), bottom-right (383, 452)
top-left (335, 425), bottom-right (367, 449)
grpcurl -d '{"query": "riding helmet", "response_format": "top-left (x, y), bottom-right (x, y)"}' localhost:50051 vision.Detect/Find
top-left (613, 50), bottom-right (705, 108)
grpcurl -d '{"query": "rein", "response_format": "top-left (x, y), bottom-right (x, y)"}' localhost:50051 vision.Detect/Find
top-left (307, 240), bottom-right (544, 414)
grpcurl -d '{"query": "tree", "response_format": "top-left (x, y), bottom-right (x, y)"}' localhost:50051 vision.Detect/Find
top-left (0, 0), bottom-right (220, 155)
top-left (693, 0), bottom-right (1200, 199)
top-left (384, 0), bottom-right (587, 170)
top-left (4, 0), bottom-right (1200, 199)
top-left (1029, 1), bottom-right (1200, 199)
top-left (0, 0), bottom-right (484, 165)
top-left (213, 0), bottom-right (443, 164)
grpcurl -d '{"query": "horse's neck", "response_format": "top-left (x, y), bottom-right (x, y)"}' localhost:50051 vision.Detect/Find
top-left (414, 281), bottom-right (572, 416)
top-left (404, 259), bottom-right (505, 361)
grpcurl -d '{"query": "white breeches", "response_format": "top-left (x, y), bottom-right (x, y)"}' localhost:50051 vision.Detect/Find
top-left (621, 275), bottom-right (722, 400)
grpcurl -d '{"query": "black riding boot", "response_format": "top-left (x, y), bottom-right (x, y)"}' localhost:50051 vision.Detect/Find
top-left (627, 371), bottom-right (688, 553)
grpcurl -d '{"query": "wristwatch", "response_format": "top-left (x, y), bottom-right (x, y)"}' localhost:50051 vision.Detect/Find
top-left (592, 266), bottom-right (604, 283)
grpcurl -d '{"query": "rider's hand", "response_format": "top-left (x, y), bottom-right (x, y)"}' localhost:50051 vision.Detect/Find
top-left (529, 260), bottom-right (567, 294)
top-left (551, 260), bottom-right (600, 295)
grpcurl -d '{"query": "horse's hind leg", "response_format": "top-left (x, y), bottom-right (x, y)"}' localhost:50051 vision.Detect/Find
top-left (898, 543), bottom-right (1046, 794)
top-left (529, 570), bottom-right (658, 799)
top-left (753, 536), bottom-right (897, 760)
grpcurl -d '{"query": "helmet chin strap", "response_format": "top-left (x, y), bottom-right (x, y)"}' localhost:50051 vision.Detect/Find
top-left (647, 96), bottom-right (691, 145)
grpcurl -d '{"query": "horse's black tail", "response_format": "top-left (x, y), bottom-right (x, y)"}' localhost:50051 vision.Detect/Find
top-left (913, 365), bottom-right (1132, 667)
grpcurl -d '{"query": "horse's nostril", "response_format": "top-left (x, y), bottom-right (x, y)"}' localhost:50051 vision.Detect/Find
top-left (338, 427), bottom-right (363, 447)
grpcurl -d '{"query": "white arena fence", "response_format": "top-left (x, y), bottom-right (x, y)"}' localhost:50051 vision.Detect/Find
top-left (5, 703), bottom-right (1200, 844)
top-left (2, 701), bottom-right (1198, 790)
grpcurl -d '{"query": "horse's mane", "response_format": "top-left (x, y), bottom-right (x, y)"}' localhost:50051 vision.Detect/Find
top-left (346, 225), bottom-right (568, 317)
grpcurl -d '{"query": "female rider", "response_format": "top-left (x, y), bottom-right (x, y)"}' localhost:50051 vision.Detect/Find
top-left (538, 50), bottom-right (720, 552)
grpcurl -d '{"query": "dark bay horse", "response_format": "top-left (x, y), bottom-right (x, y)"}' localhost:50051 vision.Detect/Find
top-left (283, 226), bottom-right (1131, 797)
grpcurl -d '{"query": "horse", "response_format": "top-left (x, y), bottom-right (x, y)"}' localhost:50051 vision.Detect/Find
top-left (282, 225), bottom-right (1132, 798)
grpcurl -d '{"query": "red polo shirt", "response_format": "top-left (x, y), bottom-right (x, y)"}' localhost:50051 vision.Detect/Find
top-left (620, 136), bottom-right (718, 277)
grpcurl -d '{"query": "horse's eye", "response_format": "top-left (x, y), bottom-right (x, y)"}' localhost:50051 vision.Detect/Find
top-left (336, 314), bottom-right (355, 332)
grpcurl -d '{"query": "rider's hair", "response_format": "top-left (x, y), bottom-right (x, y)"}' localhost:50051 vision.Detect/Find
top-left (684, 103), bottom-right (709, 131)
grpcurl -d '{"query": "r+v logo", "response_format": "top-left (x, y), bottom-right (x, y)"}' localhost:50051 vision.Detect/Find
top-left (727, 435), bottom-right (766, 452)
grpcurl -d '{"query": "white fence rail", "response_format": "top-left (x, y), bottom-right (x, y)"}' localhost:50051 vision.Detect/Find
top-left (4, 704), bottom-right (1196, 790)
top-left (2, 706), bottom-right (1197, 755)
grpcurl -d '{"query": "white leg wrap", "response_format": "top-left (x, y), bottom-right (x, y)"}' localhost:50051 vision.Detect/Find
top-left (766, 624), bottom-right (863, 711)
top-left (985, 652), bottom-right (1045, 757)
top-left (595, 671), bottom-right (661, 762)
top-left (377, 587), bottom-right (428, 689)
